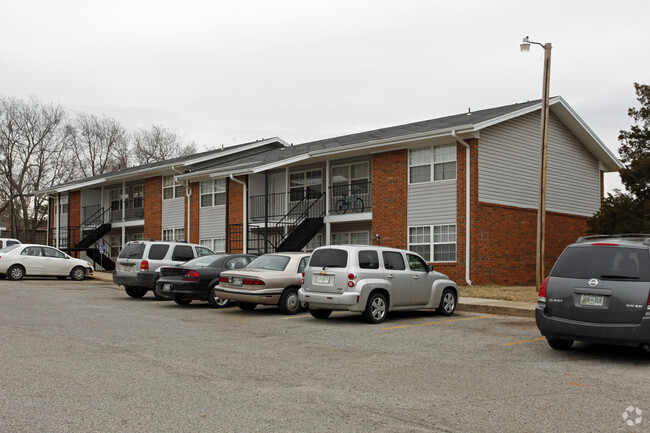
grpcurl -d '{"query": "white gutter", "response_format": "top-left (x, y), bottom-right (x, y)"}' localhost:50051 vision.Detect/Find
top-left (452, 130), bottom-right (472, 286)
top-left (229, 174), bottom-right (247, 253)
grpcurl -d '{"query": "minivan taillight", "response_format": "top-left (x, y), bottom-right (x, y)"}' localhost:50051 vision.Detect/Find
top-left (140, 260), bottom-right (149, 271)
top-left (538, 276), bottom-right (549, 302)
top-left (183, 270), bottom-right (200, 281)
top-left (647, 291), bottom-right (650, 311)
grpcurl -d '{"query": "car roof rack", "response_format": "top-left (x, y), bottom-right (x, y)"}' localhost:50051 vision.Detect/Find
top-left (576, 234), bottom-right (650, 244)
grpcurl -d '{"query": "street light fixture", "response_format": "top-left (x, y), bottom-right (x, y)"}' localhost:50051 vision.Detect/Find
top-left (521, 36), bottom-right (552, 292)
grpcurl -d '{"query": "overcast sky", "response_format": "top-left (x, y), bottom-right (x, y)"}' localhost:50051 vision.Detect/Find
top-left (2, 0), bottom-right (649, 192)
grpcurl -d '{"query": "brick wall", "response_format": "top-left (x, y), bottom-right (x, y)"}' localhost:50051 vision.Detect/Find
top-left (188, 182), bottom-right (200, 244)
top-left (371, 150), bottom-right (408, 250)
top-left (144, 177), bottom-right (162, 240)
top-left (227, 176), bottom-right (245, 253)
top-left (69, 191), bottom-right (81, 257)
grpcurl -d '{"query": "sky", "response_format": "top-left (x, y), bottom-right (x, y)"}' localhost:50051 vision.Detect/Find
top-left (2, 0), bottom-right (649, 193)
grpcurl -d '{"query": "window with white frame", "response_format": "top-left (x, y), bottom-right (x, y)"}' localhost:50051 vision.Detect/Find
top-left (332, 231), bottom-right (370, 246)
top-left (109, 235), bottom-right (122, 258)
top-left (162, 228), bottom-right (185, 241)
top-left (110, 188), bottom-right (122, 211)
top-left (409, 144), bottom-right (456, 183)
top-left (200, 238), bottom-right (226, 252)
top-left (289, 170), bottom-right (322, 202)
top-left (132, 233), bottom-right (144, 241)
top-left (408, 224), bottom-right (456, 262)
top-left (58, 194), bottom-right (69, 214)
top-left (331, 162), bottom-right (370, 197)
top-left (304, 233), bottom-right (322, 252)
top-left (200, 179), bottom-right (226, 207)
top-left (133, 185), bottom-right (144, 208)
top-left (163, 175), bottom-right (185, 200)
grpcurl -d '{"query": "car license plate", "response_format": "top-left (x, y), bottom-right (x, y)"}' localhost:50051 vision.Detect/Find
top-left (317, 275), bottom-right (330, 284)
top-left (580, 294), bottom-right (604, 306)
top-left (231, 277), bottom-right (242, 286)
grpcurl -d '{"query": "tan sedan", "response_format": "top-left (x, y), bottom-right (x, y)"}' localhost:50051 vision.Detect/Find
top-left (214, 252), bottom-right (310, 315)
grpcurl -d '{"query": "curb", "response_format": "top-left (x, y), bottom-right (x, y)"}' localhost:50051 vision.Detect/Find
top-left (458, 297), bottom-right (535, 318)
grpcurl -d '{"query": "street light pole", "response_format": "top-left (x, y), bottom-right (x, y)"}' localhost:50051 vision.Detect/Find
top-left (521, 36), bottom-right (552, 291)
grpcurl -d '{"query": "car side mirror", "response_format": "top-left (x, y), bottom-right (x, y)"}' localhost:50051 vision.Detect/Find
top-left (64, 255), bottom-right (70, 259)
top-left (427, 265), bottom-right (433, 272)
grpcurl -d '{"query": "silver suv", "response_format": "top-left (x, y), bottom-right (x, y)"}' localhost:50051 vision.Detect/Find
top-left (536, 234), bottom-right (650, 350)
top-left (113, 240), bottom-right (213, 298)
top-left (299, 245), bottom-right (459, 324)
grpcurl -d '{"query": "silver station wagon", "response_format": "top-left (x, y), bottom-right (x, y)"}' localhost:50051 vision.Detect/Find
top-left (299, 245), bottom-right (459, 324)
top-left (536, 234), bottom-right (650, 350)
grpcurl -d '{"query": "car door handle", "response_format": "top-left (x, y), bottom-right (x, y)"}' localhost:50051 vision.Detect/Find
top-left (387, 274), bottom-right (395, 279)
top-left (413, 276), bottom-right (420, 279)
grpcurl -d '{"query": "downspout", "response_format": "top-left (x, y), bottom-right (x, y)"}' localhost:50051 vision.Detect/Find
top-left (56, 192), bottom-right (61, 249)
top-left (185, 181), bottom-right (192, 243)
top-left (452, 131), bottom-right (472, 286)
top-left (229, 174), bottom-right (247, 253)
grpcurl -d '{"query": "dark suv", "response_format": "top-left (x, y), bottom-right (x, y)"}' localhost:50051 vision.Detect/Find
top-left (536, 234), bottom-right (650, 350)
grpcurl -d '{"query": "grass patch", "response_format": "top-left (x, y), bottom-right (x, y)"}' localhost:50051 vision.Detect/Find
top-left (459, 285), bottom-right (538, 303)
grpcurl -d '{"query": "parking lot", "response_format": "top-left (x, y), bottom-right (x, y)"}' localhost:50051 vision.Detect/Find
top-left (1, 278), bottom-right (649, 432)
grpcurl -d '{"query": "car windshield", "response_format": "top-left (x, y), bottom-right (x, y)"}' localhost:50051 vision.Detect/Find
top-left (247, 255), bottom-right (290, 271)
top-left (309, 248), bottom-right (348, 268)
top-left (552, 246), bottom-right (650, 281)
top-left (118, 243), bottom-right (146, 259)
top-left (182, 255), bottom-right (225, 268)
top-left (0, 244), bottom-right (21, 253)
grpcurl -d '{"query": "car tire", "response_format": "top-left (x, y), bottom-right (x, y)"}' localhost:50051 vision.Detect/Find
top-left (309, 309), bottom-right (332, 319)
top-left (152, 278), bottom-right (168, 300)
top-left (362, 292), bottom-right (387, 324)
top-left (438, 288), bottom-right (457, 316)
top-left (208, 286), bottom-right (231, 308)
top-left (70, 266), bottom-right (86, 281)
top-left (124, 286), bottom-right (147, 298)
top-left (547, 338), bottom-right (574, 350)
top-left (8, 265), bottom-right (25, 281)
top-left (237, 302), bottom-right (257, 311)
top-left (278, 287), bottom-right (301, 315)
top-left (174, 299), bottom-right (192, 306)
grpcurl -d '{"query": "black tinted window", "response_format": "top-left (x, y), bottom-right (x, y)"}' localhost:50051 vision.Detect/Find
top-left (382, 252), bottom-right (406, 270)
top-left (552, 246), bottom-right (650, 281)
top-left (310, 249), bottom-right (348, 268)
top-left (7, 240), bottom-right (19, 246)
top-left (147, 244), bottom-right (169, 260)
top-left (358, 250), bottom-right (379, 269)
top-left (172, 245), bottom-right (194, 262)
top-left (119, 243), bottom-right (145, 259)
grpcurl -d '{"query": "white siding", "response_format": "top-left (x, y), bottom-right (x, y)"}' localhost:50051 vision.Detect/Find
top-left (407, 181), bottom-right (457, 226)
top-left (478, 112), bottom-right (601, 216)
top-left (199, 206), bottom-right (226, 239)
top-left (162, 199), bottom-right (184, 228)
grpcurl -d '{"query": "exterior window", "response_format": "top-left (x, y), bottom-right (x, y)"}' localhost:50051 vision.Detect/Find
top-left (110, 235), bottom-right (122, 257)
top-left (163, 176), bottom-right (185, 200)
top-left (110, 188), bottom-right (122, 211)
top-left (409, 144), bottom-right (456, 183)
top-left (132, 233), bottom-right (144, 241)
top-left (133, 185), bottom-right (144, 208)
top-left (200, 179), bottom-right (226, 207)
top-left (332, 232), bottom-right (369, 246)
top-left (304, 234), bottom-right (322, 252)
top-left (56, 194), bottom-right (69, 214)
top-left (162, 228), bottom-right (185, 241)
top-left (200, 238), bottom-right (225, 252)
top-left (331, 162), bottom-right (369, 197)
top-left (289, 170), bottom-right (322, 202)
top-left (409, 225), bottom-right (456, 262)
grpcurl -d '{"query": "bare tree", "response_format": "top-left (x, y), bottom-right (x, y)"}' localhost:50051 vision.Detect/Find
top-left (132, 124), bottom-right (196, 164)
top-left (0, 96), bottom-right (75, 242)
top-left (66, 112), bottom-right (130, 177)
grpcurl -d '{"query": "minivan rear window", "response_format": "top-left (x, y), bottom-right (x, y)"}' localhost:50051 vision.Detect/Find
top-left (310, 249), bottom-right (348, 268)
top-left (119, 243), bottom-right (145, 259)
top-left (552, 246), bottom-right (650, 281)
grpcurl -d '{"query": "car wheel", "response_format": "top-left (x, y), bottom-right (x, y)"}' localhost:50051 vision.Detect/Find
top-left (362, 292), bottom-right (387, 324)
top-left (237, 302), bottom-right (257, 311)
top-left (309, 309), bottom-right (332, 319)
top-left (124, 286), bottom-right (147, 298)
top-left (547, 338), bottom-right (573, 350)
top-left (278, 287), bottom-right (301, 315)
top-left (208, 286), bottom-right (231, 308)
top-left (8, 265), bottom-right (25, 281)
top-left (174, 299), bottom-right (192, 305)
top-left (70, 266), bottom-right (86, 281)
top-left (152, 278), bottom-right (168, 300)
top-left (438, 288), bottom-right (457, 316)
